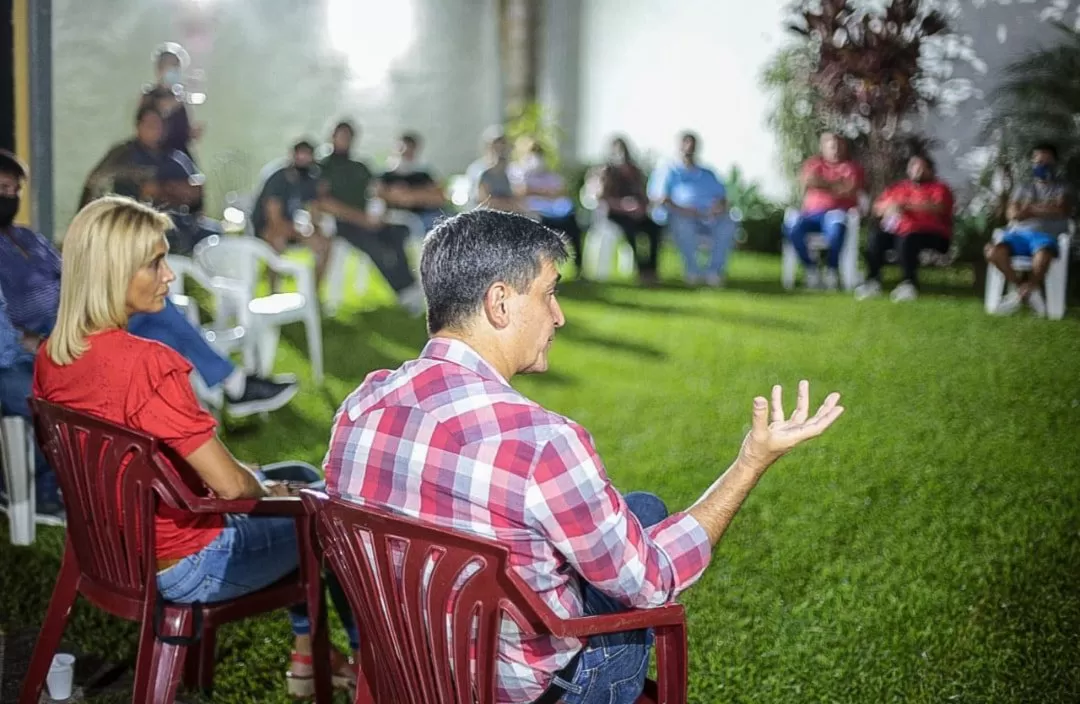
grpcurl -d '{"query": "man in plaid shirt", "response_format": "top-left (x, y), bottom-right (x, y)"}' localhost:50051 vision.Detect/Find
top-left (325, 210), bottom-right (844, 703)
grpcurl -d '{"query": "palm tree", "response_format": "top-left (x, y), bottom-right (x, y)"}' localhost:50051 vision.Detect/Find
top-left (983, 22), bottom-right (1080, 196)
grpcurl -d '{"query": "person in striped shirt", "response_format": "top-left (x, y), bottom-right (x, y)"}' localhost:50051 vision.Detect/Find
top-left (325, 209), bottom-right (846, 703)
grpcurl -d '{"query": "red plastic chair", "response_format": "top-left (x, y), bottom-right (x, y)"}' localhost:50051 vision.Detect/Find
top-left (300, 490), bottom-right (689, 704)
top-left (19, 399), bottom-right (332, 704)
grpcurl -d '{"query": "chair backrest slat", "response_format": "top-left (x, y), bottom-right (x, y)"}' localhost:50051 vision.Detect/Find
top-left (305, 494), bottom-right (557, 704)
top-left (30, 399), bottom-right (204, 598)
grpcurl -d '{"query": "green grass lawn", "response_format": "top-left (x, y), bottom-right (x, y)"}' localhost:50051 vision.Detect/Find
top-left (2, 252), bottom-right (1079, 703)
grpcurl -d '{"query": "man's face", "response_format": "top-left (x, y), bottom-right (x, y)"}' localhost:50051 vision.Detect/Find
top-left (399, 139), bottom-right (418, 162)
top-left (508, 258), bottom-right (565, 375)
top-left (137, 113), bottom-right (164, 148)
top-left (0, 172), bottom-right (21, 199)
top-left (293, 147), bottom-right (315, 170)
top-left (907, 157), bottom-right (931, 182)
top-left (680, 135), bottom-right (697, 161)
top-left (157, 54), bottom-right (180, 81)
top-left (821, 133), bottom-right (842, 162)
top-left (332, 129), bottom-right (353, 154)
top-left (1033, 149), bottom-right (1056, 170)
top-left (491, 137), bottom-right (510, 162)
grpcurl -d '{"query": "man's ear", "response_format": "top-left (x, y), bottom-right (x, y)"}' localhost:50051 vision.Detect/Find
top-left (483, 281), bottom-right (514, 330)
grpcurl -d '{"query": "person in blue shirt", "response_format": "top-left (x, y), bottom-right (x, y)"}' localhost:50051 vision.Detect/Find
top-left (648, 132), bottom-right (736, 286)
top-left (0, 151), bottom-right (298, 517)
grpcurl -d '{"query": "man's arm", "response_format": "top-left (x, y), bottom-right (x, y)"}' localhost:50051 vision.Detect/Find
top-left (316, 184), bottom-right (380, 229)
top-left (687, 382), bottom-right (843, 544)
top-left (478, 181), bottom-right (530, 214)
top-left (0, 287), bottom-right (33, 370)
top-left (527, 382), bottom-right (843, 607)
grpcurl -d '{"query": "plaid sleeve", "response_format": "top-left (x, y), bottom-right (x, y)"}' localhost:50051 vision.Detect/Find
top-left (524, 424), bottom-right (712, 608)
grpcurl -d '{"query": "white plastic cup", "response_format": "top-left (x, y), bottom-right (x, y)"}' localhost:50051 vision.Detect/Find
top-left (46, 653), bottom-right (75, 701)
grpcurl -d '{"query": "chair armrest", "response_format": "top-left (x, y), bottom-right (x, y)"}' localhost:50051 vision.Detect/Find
top-left (269, 257), bottom-right (316, 300)
top-left (551, 603), bottom-right (686, 638)
top-left (186, 495), bottom-right (306, 516)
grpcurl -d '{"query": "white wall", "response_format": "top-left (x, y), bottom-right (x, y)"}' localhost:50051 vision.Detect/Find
top-left (51, 0), bottom-right (501, 233)
top-left (576, 0), bottom-right (790, 197)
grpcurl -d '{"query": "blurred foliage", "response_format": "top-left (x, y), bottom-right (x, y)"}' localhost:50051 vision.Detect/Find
top-left (505, 101), bottom-right (565, 172)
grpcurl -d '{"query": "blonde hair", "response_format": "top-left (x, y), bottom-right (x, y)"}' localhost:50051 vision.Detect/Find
top-left (47, 196), bottom-right (172, 365)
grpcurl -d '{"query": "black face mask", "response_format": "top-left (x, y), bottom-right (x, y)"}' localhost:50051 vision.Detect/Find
top-left (0, 195), bottom-right (19, 228)
top-left (294, 165), bottom-right (312, 177)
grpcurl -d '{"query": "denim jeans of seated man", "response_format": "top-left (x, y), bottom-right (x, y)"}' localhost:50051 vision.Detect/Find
top-left (784, 209), bottom-right (848, 269)
top-left (550, 491), bottom-right (670, 704)
top-left (0, 359), bottom-right (61, 510)
top-left (156, 462), bottom-right (360, 650)
top-left (667, 214), bottom-right (736, 280)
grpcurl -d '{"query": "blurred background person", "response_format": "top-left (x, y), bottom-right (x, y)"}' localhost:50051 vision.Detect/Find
top-left (318, 121), bottom-right (425, 315)
top-left (599, 136), bottom-right (662, 285)
top-left (510, 137), bottom-right (584, 276)
top-left (139, 42), bottom-right (202, 161)
top-left (376, 130), bottom-right (447, 232)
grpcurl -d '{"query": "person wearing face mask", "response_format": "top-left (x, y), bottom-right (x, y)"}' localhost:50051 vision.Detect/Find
top-left (375, 131), bottom-right (447, 232)
top-left (469, 126), bottom-right (531, 215)
top-left (599, 136), bottom-right (662, 285)
top-left (252, 139), bottom-right (332, 286)
top-left (985, 142), bottom-right (1074, 317)
top-left (316, 122), bottom-right (424, 315)
top-left (856, 154), bottom-right (954, 303)
top-left (509, 138), bottom-right (584, 275)
top-left (138, 43), bottom-right (203, 160)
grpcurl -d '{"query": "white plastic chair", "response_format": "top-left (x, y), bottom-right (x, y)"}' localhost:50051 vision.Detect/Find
top-left (194, 235), bottom-right (324, 383)
top-left (324, 237), bottom-right (373, 316)
top-left (782, 205), bottom-right (862, 290)
top-left (1, 413), bottom-right (36, 545)
top-left (579, 176), bottom-right (636, 281)
top-left (984, 225), bottom-right (1073, 320)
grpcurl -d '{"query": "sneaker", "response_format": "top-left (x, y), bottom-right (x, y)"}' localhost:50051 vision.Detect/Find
top-left (35, 499), bottom-right (66, 526)
top-left (854, 280), bottom-right (882, 301)
top-left (1027, 289), bottom-right (1047, 318)
top-left (823, 269), bottom-right (840, 291)
top-left (890, 281), bottom-right (919, 302)
top-left (992, 291), bottom-right (1023, 316)
top-left (804, 269), bottom-right (822, 290)
top-left (705, 273), bottom-right (725, 288)
top-left (225, 375), bottom-right (299, 417)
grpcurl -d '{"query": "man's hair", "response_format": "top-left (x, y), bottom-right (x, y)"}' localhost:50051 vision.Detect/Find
top-left (1032, 142), bottom-right (1059, 160)
top-left (0, 149), bottom-right (28, 181)
top-left (293, 139), bottom-right (316, 153)
top-left (420, 209), bottom-right (569, 334)
top-left (135, 104), bottom-right (162, 126)
top-left (679, 130), bottom-right (698, 145)
top-left (910, 152), bottom-right (935, 172)
top-left (400, 131), bottom-right (421, 148)
top-left (333, 121), bottom-right (355, 137)
top-left (49, 195), bottom-right (172, 365)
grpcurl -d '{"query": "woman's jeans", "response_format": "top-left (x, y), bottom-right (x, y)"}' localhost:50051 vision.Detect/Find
top-left (156, 462), bottom-right (359, 649)
top-left (553, 491), bottom-right (669, 704)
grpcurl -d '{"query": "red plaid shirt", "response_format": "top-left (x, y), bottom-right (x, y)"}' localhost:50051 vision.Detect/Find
top-left (324, 338), bottom-right (712, 702)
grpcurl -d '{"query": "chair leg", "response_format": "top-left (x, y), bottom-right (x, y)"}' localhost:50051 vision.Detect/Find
top-left (132, 604), bottom-right (192, 704)
top-left (2, 416), bottom-right (35, 545)
top-left (196, 626), bottom-right (217, 694)
top-left (18, 547), bottom-right (80, 704)
top-left (255, 323), bottom-right (282, 378)
top-left (781, 241), bottom-right (797, 290)
top-left (305, 312), bottom-right (324, 385)
top-left (300, 524), bottom-right (334, 704)
top-left (984, 263), bottom-right (1005, 314)
top-left (1046, 258), bottom-right (1067, 320)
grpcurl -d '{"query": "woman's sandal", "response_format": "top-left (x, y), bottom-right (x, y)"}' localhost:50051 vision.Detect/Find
top-left (286, 650), bottom-right (358, 699)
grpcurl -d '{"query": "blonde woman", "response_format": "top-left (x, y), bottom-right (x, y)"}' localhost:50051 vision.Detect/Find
top-left (32, 196), bottom-right (357, 697)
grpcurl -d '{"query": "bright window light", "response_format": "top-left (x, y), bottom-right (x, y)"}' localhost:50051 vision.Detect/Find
top-left (327, 0), bottom-right (416, 89)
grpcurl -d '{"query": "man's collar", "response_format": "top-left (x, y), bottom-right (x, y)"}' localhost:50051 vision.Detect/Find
top-left (421, 337), bottom-right (510, 386)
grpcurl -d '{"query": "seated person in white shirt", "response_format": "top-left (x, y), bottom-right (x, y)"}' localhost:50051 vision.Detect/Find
top-left (509, 137), bottom-right (584, 275)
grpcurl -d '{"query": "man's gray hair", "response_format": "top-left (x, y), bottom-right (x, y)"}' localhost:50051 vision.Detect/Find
top-left (420, 210), bottom-right (569, 334)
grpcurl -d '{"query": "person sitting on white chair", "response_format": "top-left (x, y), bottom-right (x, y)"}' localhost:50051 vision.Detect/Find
top-left (648, 131), bottom-right (735, 287)
top-left (599, 136), bottom-right (662, 285)
top-left (986, 142), bottom-right (1073, 317)
top-left (785, 132), bottom-right (865, 290)
top-left (856, 154), bottom-right (954, 303)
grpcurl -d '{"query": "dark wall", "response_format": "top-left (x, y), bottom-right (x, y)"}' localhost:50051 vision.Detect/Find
top-left (1, 0), bottom-right (13, 153)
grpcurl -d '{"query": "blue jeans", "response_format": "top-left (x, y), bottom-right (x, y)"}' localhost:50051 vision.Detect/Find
top-left (0, 359), bottom-right (58, 504)
top-left (128, 299), bottom-right (235, 388)
top-left (555, 492), bottom-right (669, 704)
top-left (156, 462), bottom-right (359, 649)
top-left (785, 209), bottom-right (848, 269)
top-left (668, 214), bottom-right (736, 279)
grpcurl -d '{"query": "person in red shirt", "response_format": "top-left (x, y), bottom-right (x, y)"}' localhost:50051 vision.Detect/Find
top-left (784, 132), bottom-right (865, 289)
top-left (32, 195), bottom-right (358, 697)
top-left (856, 154), bottom-right (954, 302)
